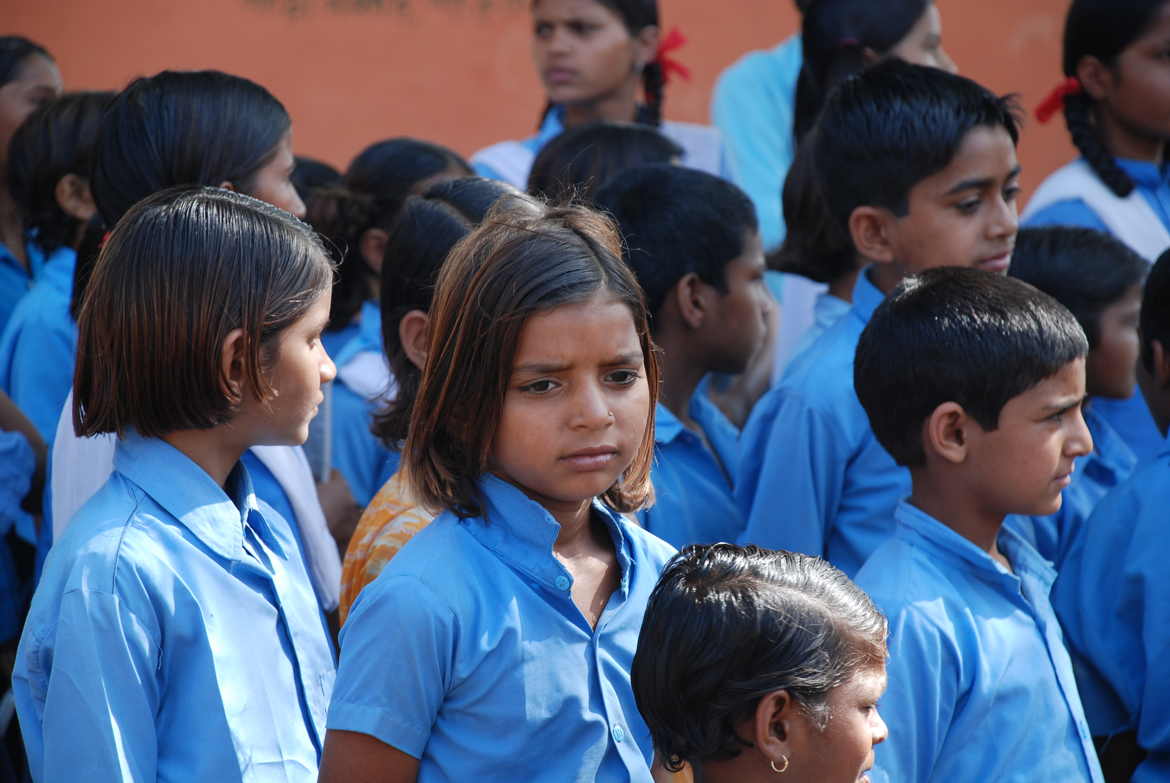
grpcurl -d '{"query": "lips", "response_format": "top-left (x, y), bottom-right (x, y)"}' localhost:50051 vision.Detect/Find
top-left (543, 67), bottom-right (577, 85)
top-left (560, 445), bottom-right (619, 471)
top-left (977, 250), bottom-right (1013, 273)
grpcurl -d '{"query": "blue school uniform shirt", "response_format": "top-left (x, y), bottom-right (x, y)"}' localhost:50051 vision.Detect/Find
top-left (328, 474), bottom-right (676, 782)
top-left (0, 237), bottom-right (47, 338)
top-left (637, 388), bottom-right (744, 547)
top-left (14, 434), bottom-right (335, 783)
top-left (0, 430), bottom-right (35, 643)
top-left (736, 268), bottom-right (908, 576)
top-left (0, 247), bottom-right (76, 442)
top-left (1053, 447), bottom-right (1170, 781)
top-left (857, 502), bottom-right (1103, 783)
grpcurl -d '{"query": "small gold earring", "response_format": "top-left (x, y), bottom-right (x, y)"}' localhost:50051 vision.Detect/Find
top-left (770, 755), bottom-right (789, 774)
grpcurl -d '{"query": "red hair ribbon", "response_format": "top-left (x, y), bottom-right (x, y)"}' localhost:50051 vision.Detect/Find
top-left (1035, 76), bottom-right (1083, 124)
top-left (99, 231), bottom-right (112, 249)
top-left (654, 26), bottom-right (691, 85)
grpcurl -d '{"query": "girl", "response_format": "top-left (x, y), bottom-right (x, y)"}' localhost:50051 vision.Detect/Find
top-left (632, 544), bottom-right (888, 783)
top-left (472, 0), bottom-right (728, 187)
top-left (0, 36), bottom-right (63, 335)
top-left (1025, 0), bottom-right (1170, 461)
top-left (15, 186), bottom-right (337, 782)
top-left (321, 201), bottom-right (676, 782)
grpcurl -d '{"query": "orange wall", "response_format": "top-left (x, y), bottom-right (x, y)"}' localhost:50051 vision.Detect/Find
top-left (9, 0), bottom-right (1073, 195)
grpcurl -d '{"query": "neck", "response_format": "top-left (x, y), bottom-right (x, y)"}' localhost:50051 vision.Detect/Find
top-left (868, 261), bottom-right (903, 296)
top-left (1096, 105), bottom-right (1165, 165)
top-left (908, 468), bottom-right (1007, 563)
top-left (560, 81), bottom-right (641, 128)
top-left (654, 332), bottom-right (707, 426)
top-left (550, 499), bottom-right (600, 554)
top-left (827, 265), bottom-right (862, 302)
top-left (699, 752), bottom-right (771, 783)
top-left (162, 429), bottom-right (249, 489)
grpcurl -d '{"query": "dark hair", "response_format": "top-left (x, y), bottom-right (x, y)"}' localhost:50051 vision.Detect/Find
top-left (815, 60), bottom-right (1020, 237)
top-left (527, 121), bottom-right (681, 204)
top-left (1009, 226), bottom-right (1148, 347)
top-left (794, 0), bottom-right (930, 141)
top-left (1141, 247), bottom-right (1170, 372)
top-left (774, 132), bottom-right (855, 283)
top-left (632, 544), bottom-right (887, 772)
top-left (74, 186), bottom-right (332, 439)
top-left (291, 155), bottom-right (341, 205)
top-left (402, 199), bottom-right (659, 517)
top-left (373, 177), bottom-right (518, 446)
top-left (1060, 0), bottom-right (1169, 197)
top-left (0, 36), bottom-right (52, 87)
top-left (855, 267), bottom-right (1089, 467)
top-left (593, 164), bottom-right (757, 324)
top-left (309, 137), bottom-right (471, 332)
top-left (92, 70), bottom-right (291, 228)
top-left (8, 91), bottom-right (115, 255)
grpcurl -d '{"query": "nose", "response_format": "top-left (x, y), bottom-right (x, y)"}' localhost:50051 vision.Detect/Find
top-left (288, 189), bottom-right (307, 220)
top-left (872, 708), bottom-right (889, 746)
top-left (939, 47), bottom-right (958, 75)
top-left (989, 190), bottom-right (1019, 241)
top-left (571, 379), bottom-right (612, 430)
top-left (1067, 405), bottom-right (1093, 459)
top-left (320, 350), bottom-right (337, 385)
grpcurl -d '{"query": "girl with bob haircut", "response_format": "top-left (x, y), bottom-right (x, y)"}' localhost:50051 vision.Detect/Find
top-left (632, 544), bottom-right (889, 783)
top-left (321, 199), bottom-right (677, 782)
top-left (15, 186), bottom-right (337, 782)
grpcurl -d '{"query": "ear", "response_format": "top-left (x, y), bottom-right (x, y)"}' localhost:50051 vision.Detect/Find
top-left (847, 206), bottom-right (898, 264)
top-left (53, 174), bottom-right (97, 222)
top-left (1075, 55), bottom-right (1112, 101)
top-left (924, 400), bottom-right (970, 465)
top-left (1151, 339), bottom-right (1170, 389)
top-left (219, 328), bottom-right (248, 405)
top-left (633, 24), bottom-right (659, 70)
top-left (752, 690), bottom-right (798, 769)
top-left (359, 228), bottom-right (389, 276)
top-left (398, 309), bottom-right (430, 371)
top-left (671, 273), bottom-right (710, 330)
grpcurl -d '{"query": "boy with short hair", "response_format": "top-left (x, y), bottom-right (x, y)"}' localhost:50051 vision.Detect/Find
top-left (853, 267), bottom-right (1102, 783)
top-left (736, 59), bottom-right (1021, 574)
top-left (593, 164), bottom-right (770, 548)
top-left (1053, 248), bottom-right (1170, 782)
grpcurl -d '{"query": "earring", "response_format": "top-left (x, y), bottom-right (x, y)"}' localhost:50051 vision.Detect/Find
top-left (770, 755), bottom-right (789, 774)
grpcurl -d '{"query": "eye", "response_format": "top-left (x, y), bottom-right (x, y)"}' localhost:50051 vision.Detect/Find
top-left (606, 369), bottom-right (640, 385)
top-left (955, 198), bottom-right (981, 215)
top-left (1003, 184), bottom-right (1021, 203)
top-left (534, 21), bottom-right (552, 37)
top-left (520, 378), bottom-right (558, 394)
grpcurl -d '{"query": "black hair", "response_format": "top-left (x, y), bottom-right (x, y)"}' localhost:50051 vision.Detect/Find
top-left (814, 60), bottom-right (1020, 237)
top-left (308, 137), bottom-right (471, 332)
top-left (1141, 247), bottom-right (1170, 372)
top-left (373, 176), bottom-right (517, 446)
top-left (1060, 0), bottom-right (1169, 197)
top-left (631, 544), bottom-right (887, 772)
top-left (855, 267), bottom-right (1089, 467)
top-left (774, 132), bottom-right (855, 283)
top-left (593, 164), bottom-right (757, 325)
top-left (1009, 226), bottom-right (1148, 347)
top-left (8, 91), bottom-right (115, 255)
top-left (794, 0), bottom-right (930, 141)
top-left (527, 121), bottom-right (682, 204)
top-left (291, 155), bottom-right (341, 205)
top-left (0, 36), bottom-right (52, 87)
top-left (92, 70), bottom-right (291, 228)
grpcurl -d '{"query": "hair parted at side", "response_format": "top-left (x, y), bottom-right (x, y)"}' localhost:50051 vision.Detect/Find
top-left (74, 186), bottom-right (333, 439)
top-left (631, 544), bottom-right (887, 772)
top-left (854, 267), bottom-right (1089, 468)
top-left (402, 197), bottom-right (659, 518)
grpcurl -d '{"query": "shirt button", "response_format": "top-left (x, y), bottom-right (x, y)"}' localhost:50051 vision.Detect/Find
top-left (612, 725), bottom-right (626, 743)
top-left (555, 575), bottom-right (571, 591)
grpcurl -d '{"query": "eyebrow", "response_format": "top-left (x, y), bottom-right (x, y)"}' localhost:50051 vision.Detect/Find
top-left (943, 165), bottom-right (1022, 196)
top-left (512, 351), bottom-right (643, 374)
top-left (1040, 395), bottom-right (1086, 415)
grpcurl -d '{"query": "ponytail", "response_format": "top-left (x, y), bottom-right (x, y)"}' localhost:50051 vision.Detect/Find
top-left (305, 186), bottom-right (378, 333)
top-left (1063, 92), bottom-right (1135, 198)
top-left (636, 60), bottom-right (665, 127)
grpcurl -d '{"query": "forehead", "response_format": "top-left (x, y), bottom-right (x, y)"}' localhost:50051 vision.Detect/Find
top-left (831, 666), bottom-right (888, 703)
top-left (512, 293), bottom-right (641, 362)
top-left (11, 54), bottom-right (62, 90)
top-left (1009, 357), bottom-right (1086, 409)
top-left (533, 0), bottom-right (624, 23)
top-left (911, 125), bottom-right (1018, 199)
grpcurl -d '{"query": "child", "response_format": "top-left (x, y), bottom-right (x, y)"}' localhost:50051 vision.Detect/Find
top-left (852, 267), bottom-right (1102, 782)
top-left (1053, 247), bottom-right (1170, 781)
top-left (632, 544), bottom-right (888, 782)
top-left (736, 60), bottom-right (1021, 576)
top-left (1009, 226), bottom-right (1147, 567)
top-left (14, 186), bottom-right (337, 781)
top-left (472, 0), bottom-right (728, 187)
top-left (593, 164), bottom-right (769, 547)
top-left (1025, 0), bottom-right (1170, 461)
top-left (320, 202), bottom-right (675, 782)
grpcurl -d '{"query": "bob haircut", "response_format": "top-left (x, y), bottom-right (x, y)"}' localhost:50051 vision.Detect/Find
top-left (855, 267), bottom-right (1089, 468)
top-left (402, 198), bottom-right (659, 518)
top-left (1141, 247), bottom-right (1170, 374)
top-left (526, 121), bottom-right (682, 204)
top-left (814, 60), bottom-right (1020, 239)
top-left (632, 544), bottom-right (887, 772)
top-left (774, 134), bottom-right (855, 284)
top-left (1009, 226), bottom-right (1148, 348)
top-left (74, 186), bottom-right (333, 439)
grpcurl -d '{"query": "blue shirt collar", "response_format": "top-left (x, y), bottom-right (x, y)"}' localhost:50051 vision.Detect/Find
top-left (1114, 157), bottom-right (1170, 190)
top-left (850, 266), bottom-right (886, 324)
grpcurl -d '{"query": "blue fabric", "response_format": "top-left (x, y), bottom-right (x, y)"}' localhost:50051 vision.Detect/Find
top-left (0, 247), bottom-right (77, 443)
top-left (0, 430), bottom-right (35, 643)
top-left (15, 435), bottom-right (335, 783)
top-left (0, 237), bottom-right (47, 338)
top-left (636, 388), bottom-right (744, 547)
top-left (710, 35), bottom-right (803, 253)
top-left (736, 269), bottom-right (907, 576)
top-left (321, 321), bottom-right (359, 362)
top-left (374, 447), bottom-right (401, 491)
top-left (331, 301), bottom-right (390, 507)
top-left (857, 502), bottom-right (1103, 783)
top-left (328, 474), bottom-right (676, 782)
top-left (1025, 157), bottom-right (1169, 462)
top-left (1053, 448), bottom-right (1170, 781)
top-left (788, 291), bottom-right (851, 367)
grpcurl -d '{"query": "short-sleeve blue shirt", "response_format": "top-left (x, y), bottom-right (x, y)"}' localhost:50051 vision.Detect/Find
top-left (15, 435), bottom-right (335, 783)
top-left (856, 502), bottom-right (1103, 783)
top-left (0, 237), bottom-right (47, 338)
top-left (327, 474), bottom-right (676, 782)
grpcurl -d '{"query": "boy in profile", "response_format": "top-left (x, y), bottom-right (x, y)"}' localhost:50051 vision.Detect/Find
top-left (736, 60), bottom-right (1020, 575)
top-left (853, 267), bottom-right (1102, 782)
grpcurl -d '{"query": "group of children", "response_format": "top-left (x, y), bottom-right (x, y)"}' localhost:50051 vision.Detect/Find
top-left (1, 0), bottom-right (1169, 780)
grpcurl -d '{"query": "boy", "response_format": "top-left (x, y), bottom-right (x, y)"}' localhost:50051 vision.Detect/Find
top-left (736, 60), bottom-right (1021, 575)
top-left (593, 165), bottom-right (770, 548)
top-left (1009, 226), bottom-right (1147, 568)
top-left (853, 267), bottom-right (1102, 782)
top-left (1053, 248), bottom-right (1170, 782)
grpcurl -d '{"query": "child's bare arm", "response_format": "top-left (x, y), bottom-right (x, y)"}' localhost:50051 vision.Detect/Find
top-left (318, 729), bottom-right (419, 783)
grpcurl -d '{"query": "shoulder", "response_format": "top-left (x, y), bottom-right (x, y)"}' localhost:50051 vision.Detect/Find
top-left (470, 138), bottom-right (535, 187)
top-left (855, 535), bottom-right (965, 626)
top-left (615, 513), bottom-right (676, 570)
top-left (714, 37), bottom-right (802, 95)
top-left (1023, 198), bottom-right (1111, 233)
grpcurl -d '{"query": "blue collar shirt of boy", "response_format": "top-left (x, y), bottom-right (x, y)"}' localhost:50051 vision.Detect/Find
top-left (638, 383), bottom-right (745, 547)
top-left (327, 474), bottom-right (677, 782)
top-left (735, 268), bottom-right (909, 576)
top-left (0, 236), bottom-right (47, 338)
top-left (856, 501), bottom-right (1104, 783)
top-left (1053, 447), bottom-right (1170, 781)
top-left (14, 434), bottom-right (336, 783)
